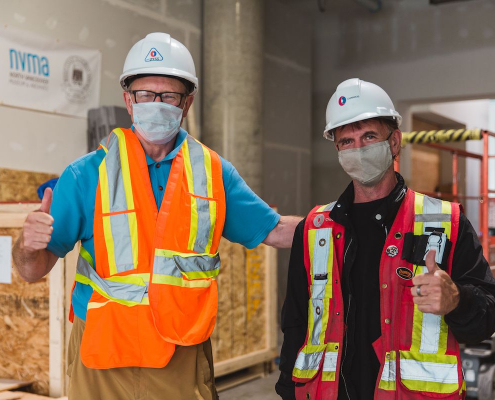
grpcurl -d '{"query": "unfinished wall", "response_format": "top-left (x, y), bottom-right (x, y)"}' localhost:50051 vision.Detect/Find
top-left (0, 0), bottom-right (202, 174)
top-left (312, 0), bottom-right (495, 205)
top-left (262, 0), bottom-right (312, 322)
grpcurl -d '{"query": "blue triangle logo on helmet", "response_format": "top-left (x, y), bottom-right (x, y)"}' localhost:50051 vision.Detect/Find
top-left (145, 48), bottom-right (163, 62)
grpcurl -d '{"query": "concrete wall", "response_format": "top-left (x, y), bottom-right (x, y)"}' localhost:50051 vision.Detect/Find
top-left (312, 0), bottom-right (495, 204)
top-left (263, 0), bottom-right (312, 320)
top-left (0, 0), bottom-right (202, 174)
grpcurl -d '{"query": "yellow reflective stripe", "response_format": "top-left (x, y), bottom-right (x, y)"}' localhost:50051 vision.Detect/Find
top-left (319, 298), bottom-right (330, 344)
top-left (317, 204), bottom-right (328, 212)
top-left (441, 200), bottom-right (452, 239)
top-left (293, 368), bottom-right (319, 380)
top-left (411, 193), bottom-right (425, 352)
top-left (400, 379), bottom-right (458, 394)
top-left (326, 233), bottom-right (333, 299)
top-left (308, 229), bottom-right (316, 283)
top-left (154, 249), bottom-right (219, 258)
top-left (414, 193), bottom-right (424, 235)
top-left (203, 146), bottom-right (215, 254)
top-left (182, 139), bottom-right (199, 251)
top-left (184, 269), bottom-right (220, 279)
top-left (87, 297), bottom-right (150, 310)
top-left (152, 273), bottom-right (213, 288)
top-left (114, 128), bottom-right (135, 210)
top-left (321, 342), bottom-right (339, 382)
top-left (128, 211), bottom-right (139, 269)
top-left (80, 246), bottom-right (94, 268)
top-left (74, 272), bottom-right (147, 306)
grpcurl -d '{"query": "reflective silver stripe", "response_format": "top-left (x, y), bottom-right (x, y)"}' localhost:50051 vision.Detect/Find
top-left (322, 351), bottom-right (338, 372)
top-left (415, 214), bottom-right (451, 223)
top-left (380, 360), bottom-right (396, 382)
top-left (311, 299), bottom-right (324, 345)
top-left (105, 132), bottom-right (128, 212)
top-left (104, 130), bottom-right (135, 273)
top-left (107, 213), bottom-right (134, 272)
top-left (400, 359), bottom-right (458, 384)
top-left (323, 201), bottom-right (337, 212)
top-left (418, 195), bottom-right (445, 353)
top-left (77, 255), bottom-right (147, 302)
top-left (187, 137), bottom-right (212, 253)
top-left (312, 228), bottom-right (331, 280)
top-left (294, 350), bottom-right (324, 371)
top-left (420, 304), bottom-right (442, 354)
top-left (153, 254), bottom-right (220, 277)
top-left (153, 256), bottom-right (182, 277)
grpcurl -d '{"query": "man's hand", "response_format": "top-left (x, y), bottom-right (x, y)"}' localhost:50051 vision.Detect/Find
top-left (411, 249), bottom-right (460, 315)
top-left (21, 188), bottom-right (54, 252)
top-left (13, 188), bottom-right (58, 282)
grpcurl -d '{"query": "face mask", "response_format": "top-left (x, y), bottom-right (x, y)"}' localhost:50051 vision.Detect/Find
top-left (338, 140), bottom-right (393, 186)
top-left (132, 100), bottom-right (183, 145)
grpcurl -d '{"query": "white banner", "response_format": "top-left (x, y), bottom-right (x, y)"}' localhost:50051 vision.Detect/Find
top-left (0, 26), bottom-right (101, 118)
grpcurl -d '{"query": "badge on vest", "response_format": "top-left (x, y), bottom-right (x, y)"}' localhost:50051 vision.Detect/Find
top-left (313, 214), bottom-right (325, 227)
top-left (396, 267), bottom-right (414, 280)
top-left (386, 245), bottom-right (399, 257)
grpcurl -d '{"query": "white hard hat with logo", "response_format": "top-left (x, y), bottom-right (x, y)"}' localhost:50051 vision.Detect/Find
top-left (323, 78), bottom-right (402, 141)
top-left (120, 32), bottom-right (198, 95)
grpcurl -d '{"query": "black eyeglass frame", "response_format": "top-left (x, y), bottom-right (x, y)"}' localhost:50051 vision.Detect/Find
top-left (128, 90), bottom-right (188, 107)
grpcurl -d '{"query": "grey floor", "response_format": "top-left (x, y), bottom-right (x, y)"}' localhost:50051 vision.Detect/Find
top-left (219, 370), bottom-right (280, 400)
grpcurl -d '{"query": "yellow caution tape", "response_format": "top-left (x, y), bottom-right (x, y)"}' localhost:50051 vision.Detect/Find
top-left (401, 129), bottom-right (482, 145)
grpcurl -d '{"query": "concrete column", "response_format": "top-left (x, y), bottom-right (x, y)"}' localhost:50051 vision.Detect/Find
top-left (203, 0), bottom-right (264, 194)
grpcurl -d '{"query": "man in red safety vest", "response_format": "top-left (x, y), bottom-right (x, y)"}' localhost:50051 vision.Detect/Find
top-left (276, 78), bottom-right (495, 400)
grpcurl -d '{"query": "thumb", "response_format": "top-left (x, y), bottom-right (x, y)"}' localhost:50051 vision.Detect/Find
top-left (39, 187), bottom-right (53, 214)
top-left (425, 249), bottom-right (440, 274)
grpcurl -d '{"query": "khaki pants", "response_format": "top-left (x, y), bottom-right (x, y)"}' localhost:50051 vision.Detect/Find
top-left (67, 316), bottom-right (218, 400)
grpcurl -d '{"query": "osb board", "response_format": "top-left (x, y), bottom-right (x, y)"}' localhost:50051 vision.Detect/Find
top-left (211, 239), bottom-right (267, 364)
top-left (0, 228), bottom-right (50, 396)
top-left (0, 169), bottom-right (58, 202)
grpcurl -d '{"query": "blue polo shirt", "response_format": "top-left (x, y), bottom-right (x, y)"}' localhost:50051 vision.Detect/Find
top-left (47, 128), bottom-right (280, 321)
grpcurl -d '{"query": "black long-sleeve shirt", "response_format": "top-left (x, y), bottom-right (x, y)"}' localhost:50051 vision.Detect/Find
top-left (276, 175), bottom-right (495, 400)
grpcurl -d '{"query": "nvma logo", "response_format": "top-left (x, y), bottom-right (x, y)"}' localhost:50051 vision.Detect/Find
top-left (10, 48), bottom-right (50, 76)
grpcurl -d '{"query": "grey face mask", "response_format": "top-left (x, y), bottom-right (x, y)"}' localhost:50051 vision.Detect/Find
top-left (338, 140), bottom-right (393, 186)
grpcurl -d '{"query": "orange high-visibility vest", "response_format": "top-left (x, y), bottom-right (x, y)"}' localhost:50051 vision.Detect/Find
top-left (294, 190), bottom-right (465, 399)
top-left (74, 128), bottom-right (226, 369)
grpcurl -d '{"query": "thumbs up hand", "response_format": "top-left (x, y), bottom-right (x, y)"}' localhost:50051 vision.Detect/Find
top-left (21, 188), bottom-right (55, 252)
top-left (411, 249), bottom-right (460, 315)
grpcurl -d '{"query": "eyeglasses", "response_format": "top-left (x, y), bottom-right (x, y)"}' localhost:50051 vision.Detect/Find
top-left (129, 90), bottom-right (187, 107)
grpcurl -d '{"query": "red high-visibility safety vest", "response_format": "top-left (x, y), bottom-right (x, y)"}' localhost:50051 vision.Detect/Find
top-left (72, 128), bottom-right (226, 369)
top-left (293, 189), bottom-right (466, 399)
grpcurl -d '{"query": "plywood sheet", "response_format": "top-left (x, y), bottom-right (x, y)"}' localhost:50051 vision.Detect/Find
top-left (0, 228), bottom-right (49, 395)
top-left (0, 169), bottom-right (58, 202)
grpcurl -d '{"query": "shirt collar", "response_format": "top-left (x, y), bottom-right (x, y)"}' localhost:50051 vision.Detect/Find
top-left (330, 172), bottom-right (408, 226)
top-left (131, 125), bottom-right (188, 165)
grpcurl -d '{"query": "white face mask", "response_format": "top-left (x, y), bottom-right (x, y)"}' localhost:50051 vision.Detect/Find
top-left (338, 140), bottom-right (393, 186)
top-left (132, 100), bottom-right (183, 145)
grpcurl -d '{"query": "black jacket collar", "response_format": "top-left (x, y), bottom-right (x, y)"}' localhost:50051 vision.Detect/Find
top-left (330, 172), bottom-right (408, 229)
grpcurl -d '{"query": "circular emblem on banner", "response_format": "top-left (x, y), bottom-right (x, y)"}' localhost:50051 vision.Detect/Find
top-left (396, 267), bottom-right (413, 280)
top-left (63, 56), bottom-right (92, 103)
top-left (313, 214), bottom-right (325, 228)
top-left (386, 245), bottom-right (399, 257)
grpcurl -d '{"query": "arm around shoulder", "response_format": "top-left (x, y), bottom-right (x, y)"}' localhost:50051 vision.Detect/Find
top-left (263, 215), bottom-right (303, 249)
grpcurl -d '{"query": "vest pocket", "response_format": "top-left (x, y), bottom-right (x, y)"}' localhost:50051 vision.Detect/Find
top-left (399, 350), bottom-right (461, 396)
top-left (185, 193), bottom-right (217, 254)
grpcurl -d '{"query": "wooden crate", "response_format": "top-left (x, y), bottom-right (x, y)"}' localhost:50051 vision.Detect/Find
top-left (0, 204), bottom-right (77, 398)
top-left (212, 240), bottom-right (278, 380)
top-left (0, 169), bottom-right (58, 202)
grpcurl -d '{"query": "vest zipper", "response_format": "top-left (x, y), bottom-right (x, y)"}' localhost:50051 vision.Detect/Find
top-left (341, 238), bottom-right (353, 400)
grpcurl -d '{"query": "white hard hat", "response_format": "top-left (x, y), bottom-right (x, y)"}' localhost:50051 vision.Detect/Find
top-left (120, 32), bottom-right (198, 95)
top-left (323, 78), bottom-right (402, 141)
